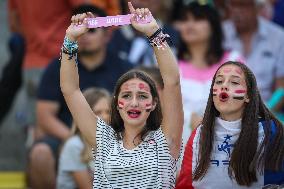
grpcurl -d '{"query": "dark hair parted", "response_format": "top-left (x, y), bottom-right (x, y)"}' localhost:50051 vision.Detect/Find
top-left (135, 66), bottom-right (164, 89)
top-left (177, 2), bottom-right (224, 65)
top-left (193, 61), bottom-right (284, 186)
top-left (110, 70), bottom-right (162, 143)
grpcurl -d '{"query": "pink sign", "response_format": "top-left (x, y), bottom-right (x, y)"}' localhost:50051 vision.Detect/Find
top-left (85, 14), bottom-right (152, 28)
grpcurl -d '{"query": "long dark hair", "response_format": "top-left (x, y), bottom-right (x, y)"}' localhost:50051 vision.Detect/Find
top-left (110, 70), bottom-right (162, 143)
top-left (193, 61), bottom-right (284, 186)
top-left (177, 2), bottom-right (224, 65)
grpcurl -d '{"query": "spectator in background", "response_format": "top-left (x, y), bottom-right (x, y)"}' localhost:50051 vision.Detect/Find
top-left (89, 0), bottom-right (121, 15)
top-left (176, 2), bottom-right (243, 144)
top-left (108, 0), bottom-right (179, 66)
top-left (267, 88), bottom-right (284, 122)
top-left (7, 0), bottom-right (85, 129)
top-left (272, 0), bottom-right (284, 27)
top-left (57, 87), bottom-right (110, 189)
top-left (213, 0), bottom-right (230, 20)
top-left (223, 0), bottom-right (284, 121)
top-left (28, 5), bottom-right (133, 189)
top-left (0, 34), bottom-right (25, 124)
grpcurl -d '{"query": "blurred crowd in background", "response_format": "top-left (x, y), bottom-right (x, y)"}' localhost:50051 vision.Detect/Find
top-left (0, 0), bottom-right (284, 188)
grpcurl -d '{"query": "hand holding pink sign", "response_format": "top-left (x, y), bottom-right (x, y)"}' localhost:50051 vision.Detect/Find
top-left (66, 2), bottom-right (158, 42)
top-left (85, 13), bottom-right (152, 28)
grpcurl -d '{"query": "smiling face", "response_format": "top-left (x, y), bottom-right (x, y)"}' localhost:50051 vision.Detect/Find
top-left (117, 78), bottom-right (156, 128)
top-left (213, 64), bottom-right (249, 120)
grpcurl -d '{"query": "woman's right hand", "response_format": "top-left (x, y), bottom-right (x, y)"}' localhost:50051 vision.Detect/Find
top-left (66, 12), bottom-right (95, 41)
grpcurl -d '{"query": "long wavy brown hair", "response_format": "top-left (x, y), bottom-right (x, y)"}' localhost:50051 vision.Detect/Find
top-left (193, 61), bottom-right (284, 186)
top-left (110, 70), bottom-right (162, 143)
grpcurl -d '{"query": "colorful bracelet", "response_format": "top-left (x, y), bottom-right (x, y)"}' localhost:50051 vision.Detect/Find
top-left (147, 28), bottom-right (171, 49)
top-left (60, 36), bottom-right (79, 64)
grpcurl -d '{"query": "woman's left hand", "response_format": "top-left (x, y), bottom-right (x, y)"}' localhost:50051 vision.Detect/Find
top-left (128, 2), bottom-right (159, 37)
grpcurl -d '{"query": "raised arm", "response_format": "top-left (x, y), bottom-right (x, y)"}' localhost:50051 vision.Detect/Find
top-left (129, 2), bottom-right (184, 159)
top-left (60, 13), bottom-right (98, 146)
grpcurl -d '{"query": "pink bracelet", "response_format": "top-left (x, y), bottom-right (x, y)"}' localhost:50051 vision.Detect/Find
top-left (85, 14), bottom-right (152, 28)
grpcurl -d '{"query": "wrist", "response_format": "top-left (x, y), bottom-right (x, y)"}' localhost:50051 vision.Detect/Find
top-left (65, 33), bottom-right (78, 42)
top-left (145, 25), bottom-right (160, 37)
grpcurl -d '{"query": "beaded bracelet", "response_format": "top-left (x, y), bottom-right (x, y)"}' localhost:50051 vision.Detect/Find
top-left (147, 28), bottom-right (171, 49)
top-left (60, 36), bottom-right (79, 64)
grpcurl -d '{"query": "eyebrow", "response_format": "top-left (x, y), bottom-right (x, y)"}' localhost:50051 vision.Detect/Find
top-left (137, 91), bottom-right (150, 95)
top-left (120, 91), bottom-right (150, 95)
top-left (231, 75), bottom-right (241, 79)
top-left (216, 75), bottom-right (223, 78)
top-left (216, 74), bottom-right (241, 79)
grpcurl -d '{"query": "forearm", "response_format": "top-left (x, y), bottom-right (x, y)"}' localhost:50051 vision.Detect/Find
top-left (72, 171), bottom-right (93, 189)
top-left (59, 13), bottom-right (98, 147)
top-left (60, 36), bottom-right (80, 96)
top-left (153, 44), bottom-right (180, 86)
top-left (39, 116), bottom-right (70, 140)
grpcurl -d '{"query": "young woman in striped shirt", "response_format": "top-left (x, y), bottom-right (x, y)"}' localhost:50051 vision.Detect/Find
top-left (60, 2), bottom-right (183, 188)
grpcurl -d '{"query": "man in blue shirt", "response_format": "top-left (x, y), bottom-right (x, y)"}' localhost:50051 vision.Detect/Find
top-left (223, 0), bottom-right (284, 110)
top-left (28, 5), bottom-right (133, 188)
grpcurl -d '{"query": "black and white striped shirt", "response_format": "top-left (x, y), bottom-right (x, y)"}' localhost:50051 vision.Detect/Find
top-left (92, 118), bottom-right (178, 189)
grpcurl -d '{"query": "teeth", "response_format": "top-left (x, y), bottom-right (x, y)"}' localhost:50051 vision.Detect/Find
top-left (128, 111), bottom-right (140, 114)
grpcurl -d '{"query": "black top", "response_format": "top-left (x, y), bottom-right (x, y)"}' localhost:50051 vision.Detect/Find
top-left (37, 51), bottom-right (133, 128)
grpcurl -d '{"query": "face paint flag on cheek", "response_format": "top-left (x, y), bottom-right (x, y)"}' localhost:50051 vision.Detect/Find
top-left (213, 88), bottom-right (217, 96)
top-left (118, 101), bottom-right (124, 109)
top-left (145, 103), bottom-right (152, 112)
top-left (232, 89), bottom-right (246, 100)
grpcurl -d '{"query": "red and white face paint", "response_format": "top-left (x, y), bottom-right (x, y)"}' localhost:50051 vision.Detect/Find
top-left (233, 89), bottom-right (247, 100)
top-left (117, 78), bottom-right (155, 126)
top-left (212, 64), bottom-right (248, 120)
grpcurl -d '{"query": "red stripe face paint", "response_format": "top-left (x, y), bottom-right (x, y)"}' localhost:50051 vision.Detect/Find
top-left (232, 89), bottom-right (246, 100)
top-left (234, 90), bottom-right (246, 94)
